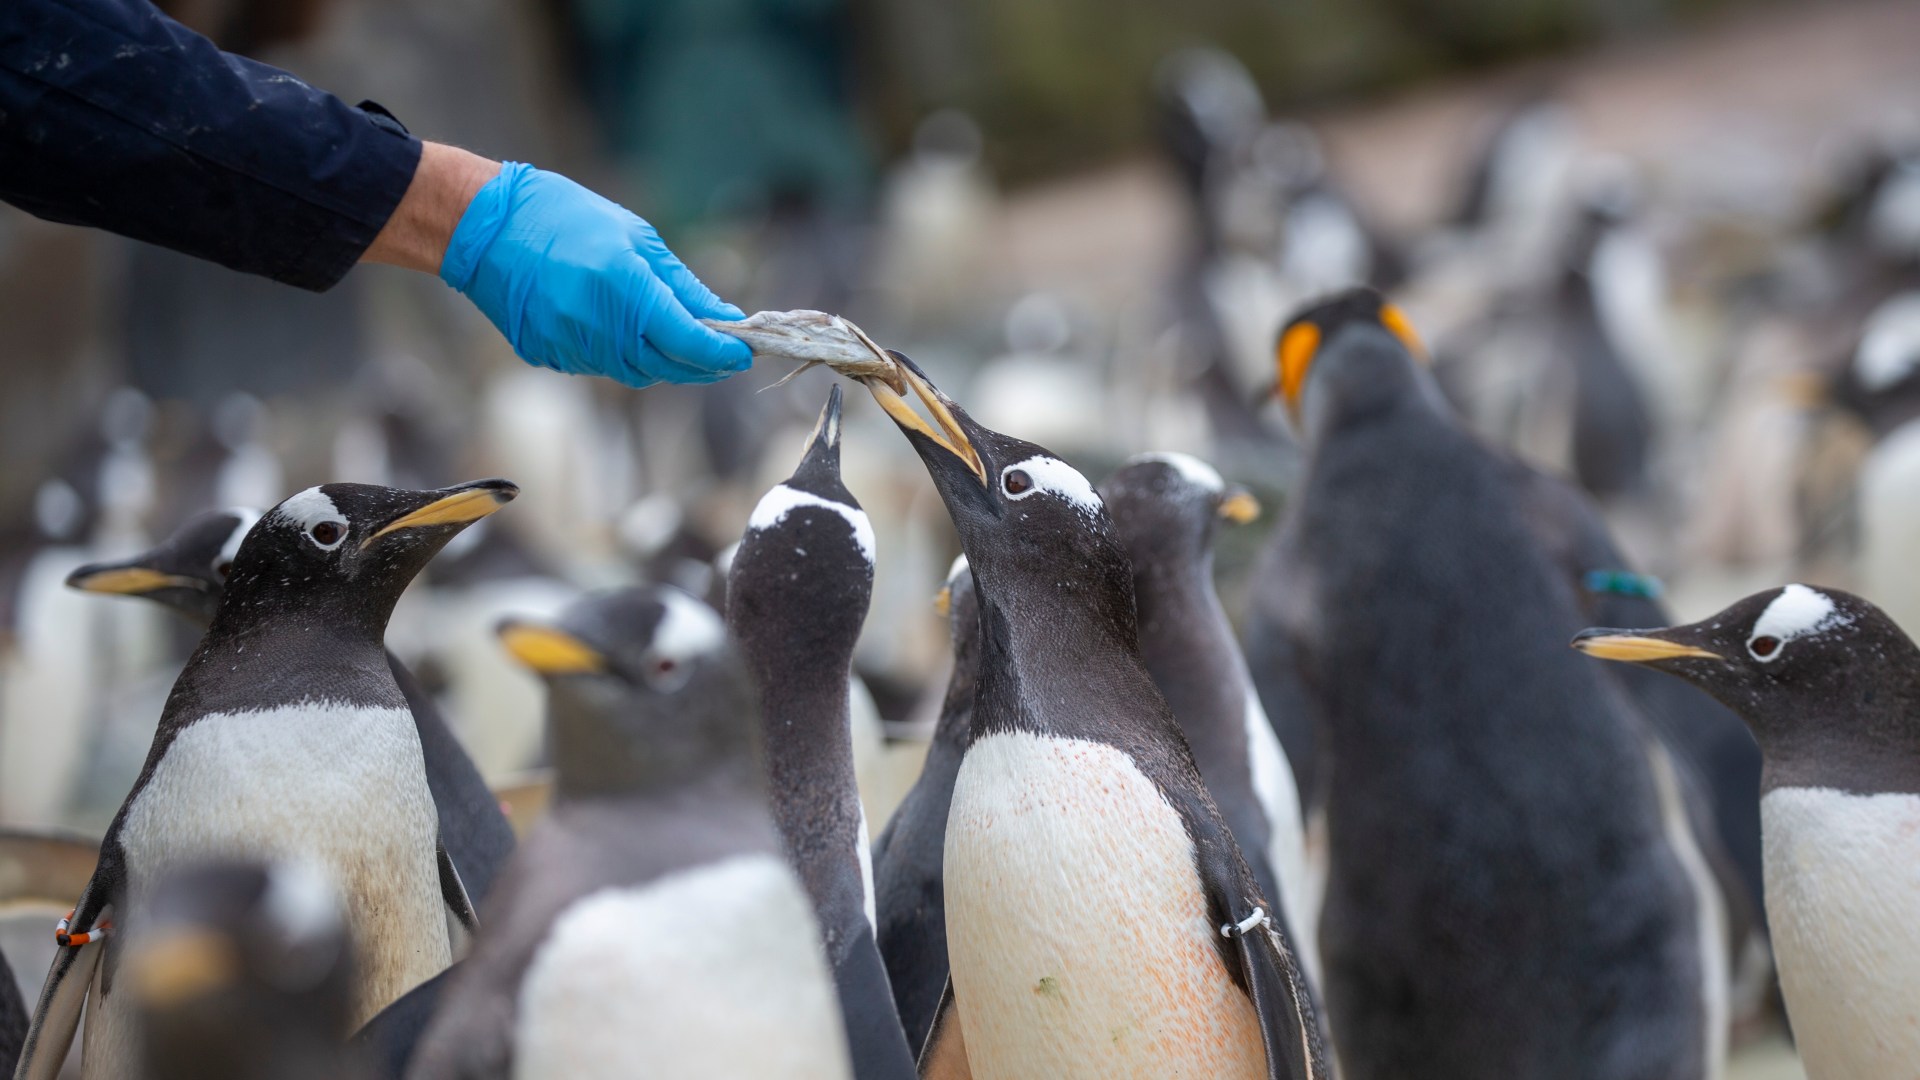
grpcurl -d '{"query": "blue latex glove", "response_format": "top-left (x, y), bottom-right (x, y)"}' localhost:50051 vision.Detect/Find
top-left (440, 162), bottom-right (752, 387)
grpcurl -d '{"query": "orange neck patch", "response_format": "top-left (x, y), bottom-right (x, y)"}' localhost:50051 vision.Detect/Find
top-left (1277, 321), bottom-right (1321, 412)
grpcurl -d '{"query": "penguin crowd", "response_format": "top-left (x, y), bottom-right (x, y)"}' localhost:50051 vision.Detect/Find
top-left (3, 34), bottom-right (1920, 1080)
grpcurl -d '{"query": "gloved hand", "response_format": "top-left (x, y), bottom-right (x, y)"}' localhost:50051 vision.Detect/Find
top-left (440, 162), bottom-right (752, 388)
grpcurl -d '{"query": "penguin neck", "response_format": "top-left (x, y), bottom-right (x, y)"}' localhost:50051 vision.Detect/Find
top-left (182, 600), bottom-right (398, 710)
top-left (969, 583), bottom-right (1166, 745)
top-left (754, 654), bottom-right (859, 798)
top-left (934, 623), bottom-right (982, 749)
top-left (1753, 679), bottom-right (1920, 797)
top-left (1130, 550), bottom-right (1242, 727)
top-left (550, 714), bottom-right (761, 804)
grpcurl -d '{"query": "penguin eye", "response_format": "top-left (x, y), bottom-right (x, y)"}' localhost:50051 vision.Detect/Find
top-left (1749, 635), bottom-right (1781, 660)
top-left (214, 560), bottom-right (233, 580)
top-left (641, 654), bottom-right (691, 693)
top-left (307, 521), bottom-right (346, 549)
top-left (1003, 470), bottom-right (1032, 496)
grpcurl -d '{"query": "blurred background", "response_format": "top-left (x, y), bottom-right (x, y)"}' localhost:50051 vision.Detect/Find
top-left (3, 2), bottom-right (1919, 1073)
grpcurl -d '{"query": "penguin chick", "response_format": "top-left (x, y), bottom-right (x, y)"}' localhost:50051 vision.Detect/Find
top-left (726, 386), bottom-right (918, 1078)
top-left (1267, 288), bottom-right (1716, 1080)
top-left (407, 585), bottom-right (852, 1080)
top-left (65, 508), bottom-right (515, 913)
top-left (1576, 585), bottom-right (1920, 1079)
top-left (1099, 453), bottom-right (1316, 986)
top-left (863, 354), bottom-right (1326, 1080)
top-left (17, 480), bottom-right (513, 1080)
top-left (129, 859), bottom-right (371, 1080)
top-left (872, 554), bottom-right (979, 1051)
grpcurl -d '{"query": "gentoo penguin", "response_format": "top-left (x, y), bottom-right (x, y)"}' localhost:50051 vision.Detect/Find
top-left (15, 479), bottom-right (512, 1080)
top-left (871, 555), bottom-right (979, 1050)
top-left (1098, 453), bottom-right (1315, 984)
top-left (863, 354), bottom-right (1325, 1079)
top-left (1265, 288), bottom-right (1715, 1079)
top-left (725, 387), bottom-right (918, 1078)
top-left (128, 859), bottom-right (371, 1080)
top-left (1575, 585), bottom-right (1920, 1078)
top-left (65, 508), bottom-right (517, 906)
top-left (406, 586), bottom-right (852, 1080)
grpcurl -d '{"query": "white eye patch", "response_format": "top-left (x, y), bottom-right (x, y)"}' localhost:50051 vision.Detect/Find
top-left (1748, 584), bottom-right (1850, 661)
top-left (1002, 456), bottom-right (1103, 518)
top-left (273, 488), bottom-right (348, 550)
top-left (642, 588), bottom-right (727, 692)
top-left (747, 484), bottom-right (876, 565)
top-left (945, 553), bottom-right (970, 587)
top-left (1127, 451), bottom-right (1224, 494)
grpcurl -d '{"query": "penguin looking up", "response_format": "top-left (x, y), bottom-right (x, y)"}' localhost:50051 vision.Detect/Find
top-left (127, 859), bottom-right (370, 1080)
top-left (862, 355), bottom-right (1326, 1079)
top-left (872, 554), bottom-right (979, 1051)
top-left (725, 386), bottom-right (918, 1079)
top-left (65, 508), bottom-right (517, 908)
top-left (15, 479), bottom-right (514, 1080)
top-left (407, 586), bottom-right (852, 1080)
top-left (1266, 287), bottom-right (1718, 1080)
top-left (1099, 454), bottom-right (1316, 986)
top-left (1575, 585), bottom-right (1920, 1078)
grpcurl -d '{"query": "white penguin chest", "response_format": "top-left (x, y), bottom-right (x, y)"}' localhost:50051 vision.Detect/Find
top-left (1760, 786), bottom-right (1920, 1078)
top-left (514, 854), bottom-right (852, 1080)
top-left (943, 731), bottom-right (1266, 1080)
top-left (118, 702), bottom-right (447, 1021)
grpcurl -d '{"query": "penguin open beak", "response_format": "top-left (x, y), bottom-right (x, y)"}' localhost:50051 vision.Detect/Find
top-left (497, 619), bottom-right (607, 676)
top-left (864, 353), bottom-right (987, 486)
top-left (66, 560), bottom-right (205, 596)
top-left (363, 478), bottom-right (519, 550)
top-left (1218, 486), bottom-right (1261, 524)
top-left (1571, 627), bottom-right (1725, 664)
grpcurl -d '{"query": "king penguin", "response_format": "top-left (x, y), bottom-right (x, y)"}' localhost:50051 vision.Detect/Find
top-left (127, 858), bottom-right (371, 1080)
top-left (726, 386), bottom-right (919, 1079)
top-left (862, 354), bottom-right (1326, 1080)
top-left (1099, 453), bottom-right (1316, 985)
top-left (1265, 287), bottom-right (1716, 1079)
top-left (64, 508), bottom-right (517, 907)
top-left (14, 479), bottom-right (512, 1080)
top-left (871, 554), bottom-right (979, 1050)
top-left (406, 585), bottom-right (852, 1080)
top-left (1575, 584), bottom-right (1920, 1078)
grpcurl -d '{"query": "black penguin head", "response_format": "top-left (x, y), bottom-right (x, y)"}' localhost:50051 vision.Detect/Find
top-left (500, 585), bottom-right (758, 799)
top-left (65, 507), bottom-right (259, 625)
top-left (1272, 286), bottom-right (1433, 440)
top-left (128, 859), bottom-right (357, 1080)
top-left (1099, 452), bottom-right (1259, 571)
top-left (726, 386), bottom-right (874, 669)
top-left (219, 479), bottom-right (517, 632)
top-left (865, 353), bottom-right (1135, 632)
top-left (1574, 585), bottom-right (1920, 788)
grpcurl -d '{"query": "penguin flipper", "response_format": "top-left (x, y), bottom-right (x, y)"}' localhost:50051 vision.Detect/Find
top-left (916, 977), bottom-right (970, 1080)
top-left (13, 921), bottom-right (105, 1080)
top-left (1230, 908), bottom-right (1326, 1080)
top-left (830, 922), bottom-right (919, 1079)
top-left (437, 838), bottom-right (479, 955)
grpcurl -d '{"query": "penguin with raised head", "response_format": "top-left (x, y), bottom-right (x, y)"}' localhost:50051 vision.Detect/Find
top-left (1264, 287), bottom-right (1716, 1079)
top-left (1575, 584), bottom-right (1920, 1078)
top-left (1099, 453), bottom-right (1314, 983)
top-left (863, 355), bottom-right (1325, 1079)
top-left (407, 585), bottom-right (851, 1080)
top-left (127, 859), bottom-right (370, 1080)
top-left (871, 555), bottom-right (979, 1050)
top-left (66, 509), bottom-right (516, 907)
top-left (15, 479), bottom-right (513, 1080)
top-left (725, 386), bottom-right (918, 1078)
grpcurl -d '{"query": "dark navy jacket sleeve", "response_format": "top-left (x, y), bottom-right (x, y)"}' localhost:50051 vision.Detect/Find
top-left (0, 0), bottom-right (422, 291)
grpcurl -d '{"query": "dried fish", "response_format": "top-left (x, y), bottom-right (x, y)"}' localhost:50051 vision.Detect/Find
top-left (702, 310), bottom-right (907, 395)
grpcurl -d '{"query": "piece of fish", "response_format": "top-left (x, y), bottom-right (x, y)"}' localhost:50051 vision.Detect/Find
top-left (703, 310), bottom-right (908, 395)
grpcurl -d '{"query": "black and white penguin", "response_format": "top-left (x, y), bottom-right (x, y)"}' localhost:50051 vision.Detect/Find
top-left (128, 858), bottom-right (370, 1080)
top-left (65, 508), bottom-right (517, 907)
top-left (1264, 288), bottom-right (1718, 1079)
top-left (407, 585), bottom-right (851, 1079)
top-left (871, 554), bottom-right (979, 1051)
top-left (15, 480), bottom-right (512, 1080)
top-left (1575, 584), bottom-right (1920, 1077)
top-left (725, 386), bottom-right (918, 1078)
top-left (864, 355), bottom-right (1326, 1079)
top-left (1098, 454), bottom-right (1314, 982)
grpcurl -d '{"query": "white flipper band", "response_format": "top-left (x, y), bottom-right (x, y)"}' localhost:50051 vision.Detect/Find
top-left (1221, 906), bottom-right (1268, 939)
